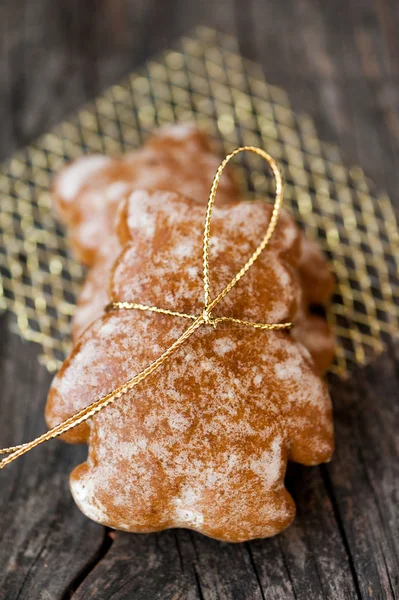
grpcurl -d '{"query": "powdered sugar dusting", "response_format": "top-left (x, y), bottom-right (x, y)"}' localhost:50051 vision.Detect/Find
top-left (158, 123), bottom-right (197, 140)
top-left (213, 337), bottom-right (236, 356)
top-left (250, 435), bottom-right (283, 488)
top-left (58, 155), bottom-right (112, 201)
top-left (106, 181), bottom-right (130, 202)
top-left (127, 190), bottom-right (158, 239)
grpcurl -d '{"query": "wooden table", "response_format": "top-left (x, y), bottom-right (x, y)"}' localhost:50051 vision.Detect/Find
top-left (0, 1), bottom-right (398, 598)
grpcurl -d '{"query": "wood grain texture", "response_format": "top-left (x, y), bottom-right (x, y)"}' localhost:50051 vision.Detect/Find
top-left (0, 313), bottom-right (107, 600)
top-left (0, 0), bottom-right (398, 598)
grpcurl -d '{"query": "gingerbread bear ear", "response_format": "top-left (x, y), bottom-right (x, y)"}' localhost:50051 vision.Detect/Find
top-left (146, 123), bottom-right (215, 153)
top-left (115, 188), bottom-right (201, 247)
top-left (53, 124), bottom-right (210, 225)
top-left (53, 155), bottom-right (115, 223)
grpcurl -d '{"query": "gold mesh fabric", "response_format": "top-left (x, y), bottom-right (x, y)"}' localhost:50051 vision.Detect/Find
top-left (0, 27), bottom-right (398, 376)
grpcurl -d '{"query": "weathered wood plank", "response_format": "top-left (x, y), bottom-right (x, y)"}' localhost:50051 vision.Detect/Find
top-left (248, 0), bottom-right (399, 209)
top-left (327, 345), bottom-right (399, 599)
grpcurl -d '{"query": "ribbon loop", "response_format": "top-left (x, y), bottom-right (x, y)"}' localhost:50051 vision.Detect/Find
top-left (202, 146), bottom-right (284, 315)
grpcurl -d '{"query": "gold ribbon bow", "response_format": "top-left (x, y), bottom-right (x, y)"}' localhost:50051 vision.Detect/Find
top-left (0, 146), bottom-right (291, 469)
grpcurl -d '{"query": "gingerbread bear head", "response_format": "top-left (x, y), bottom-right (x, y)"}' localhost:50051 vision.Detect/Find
top-left (46, 189), bottom-right (334, 542)
top-left (53, 124), bottom-right (240, 266)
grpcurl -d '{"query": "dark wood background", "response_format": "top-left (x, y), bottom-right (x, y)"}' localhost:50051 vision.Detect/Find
top-left (0, 1), bottom-right (398, 598)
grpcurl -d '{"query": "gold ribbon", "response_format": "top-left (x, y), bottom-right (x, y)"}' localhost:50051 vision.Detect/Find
top-left (0, 146), bottom-right (291, 469)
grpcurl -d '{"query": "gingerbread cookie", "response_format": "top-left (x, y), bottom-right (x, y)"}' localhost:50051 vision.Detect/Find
top-left (46, 189), bottom-right (334, 542)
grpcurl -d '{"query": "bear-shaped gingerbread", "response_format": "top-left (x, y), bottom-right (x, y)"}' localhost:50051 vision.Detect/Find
top-left (46, 189), bottom-right (334, 542)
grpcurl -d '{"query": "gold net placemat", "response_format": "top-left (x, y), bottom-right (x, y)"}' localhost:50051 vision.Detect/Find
top-left (0, 27), bottom-right (398, 377)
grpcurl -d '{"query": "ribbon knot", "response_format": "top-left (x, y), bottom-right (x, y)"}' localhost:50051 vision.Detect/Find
top-left (1, 146), bottom-right (291, 469)
top-left (202, 308), bottom-right (215, 327)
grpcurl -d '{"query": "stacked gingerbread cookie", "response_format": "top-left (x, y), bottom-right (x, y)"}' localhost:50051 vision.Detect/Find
top-left (46, 125), bottom-right (335, 541)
